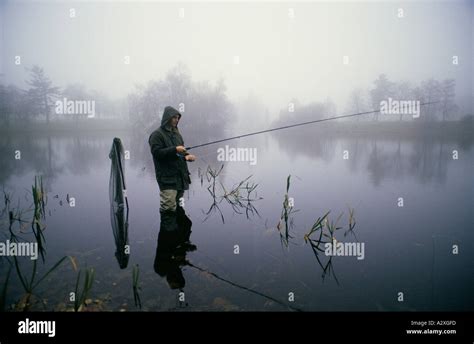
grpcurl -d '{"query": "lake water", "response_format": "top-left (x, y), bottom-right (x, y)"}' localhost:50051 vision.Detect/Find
top-left (0, 126), bottom-right (472, 311)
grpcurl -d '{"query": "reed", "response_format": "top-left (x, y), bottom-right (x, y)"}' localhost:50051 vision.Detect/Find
top-left (74, 267), bottom-right (95, 312)
top-left (13, 255), bottom-right (71, 311)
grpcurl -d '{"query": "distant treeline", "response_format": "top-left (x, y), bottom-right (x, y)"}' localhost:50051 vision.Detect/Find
top-left (0, 65), bottom-right (128, 126)
top-left (274, 74), bottom-right (470, 126)
top-left (0, 64), bottom-right (234, 143)
top-left (0, 67), bottom-right (471, 136)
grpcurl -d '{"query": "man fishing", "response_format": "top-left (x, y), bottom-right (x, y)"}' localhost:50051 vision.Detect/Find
top-left (149, 102), bottom-right (437, 218)
top-left (149, 106), bottom-right (196, 232)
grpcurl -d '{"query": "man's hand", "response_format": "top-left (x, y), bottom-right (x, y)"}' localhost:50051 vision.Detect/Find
top-left (185, 154), bottom-right (196, 162)
top-left (176, 146), bottom-right (187, 154)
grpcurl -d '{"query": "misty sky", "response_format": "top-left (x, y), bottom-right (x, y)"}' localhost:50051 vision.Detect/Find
top-left (0, 0), bottom-right (472, 117)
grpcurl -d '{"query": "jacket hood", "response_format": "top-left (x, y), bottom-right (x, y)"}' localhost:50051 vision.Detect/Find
top-left (161, 106), bottom-right (182, 128)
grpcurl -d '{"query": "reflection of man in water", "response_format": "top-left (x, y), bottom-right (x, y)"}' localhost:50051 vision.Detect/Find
top-left (148, 106), bottom-right (196, 231)
top-left (154, 206), bottom-right (196, 290)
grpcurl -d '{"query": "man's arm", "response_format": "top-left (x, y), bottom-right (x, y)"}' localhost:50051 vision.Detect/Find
top-left (149, 132), bottom-right (177, 160)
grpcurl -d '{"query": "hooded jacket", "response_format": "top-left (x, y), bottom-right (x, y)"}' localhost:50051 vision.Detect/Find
top-left (148, 106), bottom-right (191, 190)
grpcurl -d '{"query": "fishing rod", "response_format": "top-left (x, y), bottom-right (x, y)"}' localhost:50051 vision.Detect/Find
top-left (185, 101), bottom-right (439, 151)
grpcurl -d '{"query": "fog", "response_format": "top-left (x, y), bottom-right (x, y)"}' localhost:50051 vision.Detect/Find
top-left (1, 0), bottom-right (472, 126)
top-left (0, 0), bottom-right (473, 315)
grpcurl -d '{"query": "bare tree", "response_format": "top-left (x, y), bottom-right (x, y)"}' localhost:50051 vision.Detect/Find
top-left (420, 79), bottom-right (441, 121)
top-left (395, 81), bottom-right (412, 121)
top-left (347, 88), bottom-right (366, 121)
top-left (165, 62), bottom-right (191, 106)
top-left (128, 64), bottom-right (234, 143)
top-left (439, 79), bottom-right (457, 121)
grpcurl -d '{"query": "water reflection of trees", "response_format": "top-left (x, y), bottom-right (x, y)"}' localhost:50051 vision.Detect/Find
top-left (367, 137), bottom-right (451, 186)
top-left (275, 126), bottom-right (472, 187)
top-left (1, 126), bottom-right (471, 189)
top-left (0, 135), bottom-right (62, 189)
top-left (274, 128), bottom-right (337, 163)
top-left (0, 134), bottom-right (114, 186)
top-left (0, 131), bottom-right (206, 189)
